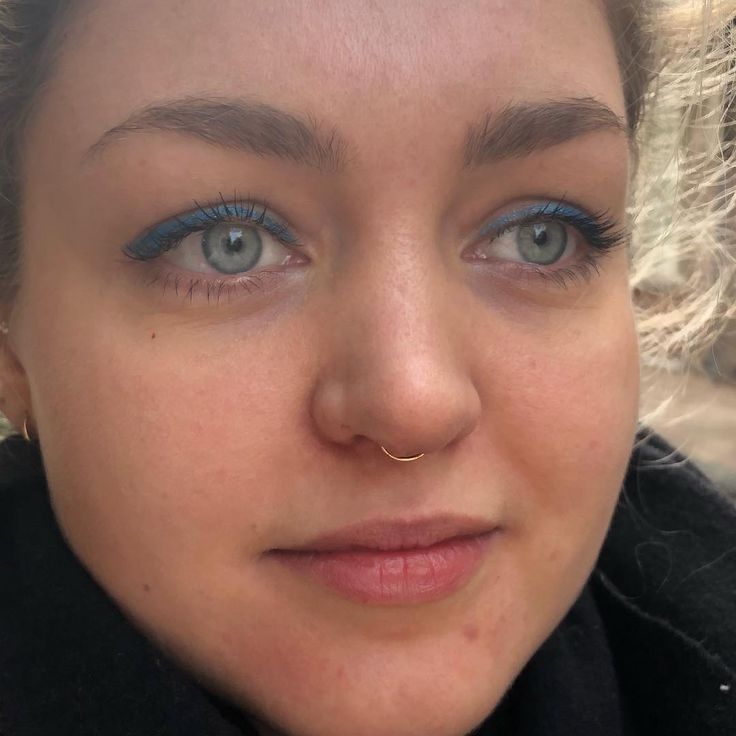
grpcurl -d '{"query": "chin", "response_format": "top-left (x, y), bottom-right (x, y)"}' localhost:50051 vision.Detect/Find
top-left (183, 597), bottom-right (545, 736)
top-left (229, 677), bottom-right (506, 736)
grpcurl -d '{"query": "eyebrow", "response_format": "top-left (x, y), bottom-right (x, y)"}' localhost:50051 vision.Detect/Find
top-left (462, 97), bottom-right (627, 167)
top-left (84, 95), bottom-right (627, 171)
top-left (85, 96), bottom-right (348, 172)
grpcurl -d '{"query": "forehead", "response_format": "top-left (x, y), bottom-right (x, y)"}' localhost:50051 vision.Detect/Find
top-left (44, 0), bottom-right (624, 162)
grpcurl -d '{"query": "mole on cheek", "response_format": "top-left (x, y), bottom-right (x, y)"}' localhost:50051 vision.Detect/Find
top-left (462, 624), bottom-right (480, 642)
top-left (142, 583), bottom-right (151, 593)
top-left (151, 332), bottom-right (156, 340)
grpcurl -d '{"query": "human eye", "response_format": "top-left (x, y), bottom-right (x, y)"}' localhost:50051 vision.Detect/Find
top-left (467, 201), bottom-right (628, 288)
top-left (122, 193), bottom-right (309, 303)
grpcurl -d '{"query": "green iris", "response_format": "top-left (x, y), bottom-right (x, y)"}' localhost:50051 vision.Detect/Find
top-left (202, 224), bottom-right (263, 274)
top-left (516, 222), bottom-right (567, 265)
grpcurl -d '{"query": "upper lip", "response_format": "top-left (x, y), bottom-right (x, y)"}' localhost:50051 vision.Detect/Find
top-left (275, 514), bottom-right (498, 553)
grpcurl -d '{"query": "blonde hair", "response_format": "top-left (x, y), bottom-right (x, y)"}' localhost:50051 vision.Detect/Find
top-left (632, 0), bottom-right (736, 378)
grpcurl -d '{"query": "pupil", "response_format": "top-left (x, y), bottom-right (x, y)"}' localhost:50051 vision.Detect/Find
top-left (533, 225), bottom-right (548, 247)
top-left (225, 230), bottom-right (244, 253)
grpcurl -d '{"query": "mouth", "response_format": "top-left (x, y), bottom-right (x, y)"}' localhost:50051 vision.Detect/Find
top-left (266, 515), bottom-right (499, 605)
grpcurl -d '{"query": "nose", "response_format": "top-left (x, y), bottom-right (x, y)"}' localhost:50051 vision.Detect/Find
top-left (310, 234), bottom-right (482, 460)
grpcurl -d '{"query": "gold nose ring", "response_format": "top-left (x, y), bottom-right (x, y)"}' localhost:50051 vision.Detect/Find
top-left (380, 446), bottom-right (425, 462)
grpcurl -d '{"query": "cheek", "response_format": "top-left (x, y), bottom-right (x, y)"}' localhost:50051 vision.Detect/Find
top-left (524, 308), bottom-right (639, 491)
top-left (478, 284), bottom-right (640, 493)
top-left (477, 289), bottom-right (640, 611)
top-left (21, 292), bottom-right (313, 589)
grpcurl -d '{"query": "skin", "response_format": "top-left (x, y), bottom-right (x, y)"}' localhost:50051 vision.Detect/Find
top-left (1, 1), bottom-right (640, 735)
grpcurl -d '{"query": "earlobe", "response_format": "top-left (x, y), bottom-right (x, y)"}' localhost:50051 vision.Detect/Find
top-left (0, 320), bottom-right (35, 439)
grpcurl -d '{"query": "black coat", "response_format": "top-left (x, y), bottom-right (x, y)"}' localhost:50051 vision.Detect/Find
top-left (1, 432), bottom-right (735, 735)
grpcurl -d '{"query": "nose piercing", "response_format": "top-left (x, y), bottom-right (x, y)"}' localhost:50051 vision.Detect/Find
top-left (380, 446), bottom-right (425, 462)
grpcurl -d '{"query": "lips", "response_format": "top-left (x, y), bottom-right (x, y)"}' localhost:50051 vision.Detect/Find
top-left (267, 515), bottom-right (498, 605)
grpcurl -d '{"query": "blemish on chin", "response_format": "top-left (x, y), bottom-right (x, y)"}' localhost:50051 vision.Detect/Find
top-left (462, 624), bottom-right (479, 642)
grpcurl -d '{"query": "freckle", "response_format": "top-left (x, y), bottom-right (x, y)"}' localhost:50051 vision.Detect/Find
top-left (143, 583), bottom-right (151, 592)
top-left (151, 332), bottom-right (156, 339)
top-left (463, 624), bottom-right (479, 642)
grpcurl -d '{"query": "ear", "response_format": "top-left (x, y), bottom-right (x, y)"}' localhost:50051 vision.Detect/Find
top-left (0, 322), bottom-right (34, 435)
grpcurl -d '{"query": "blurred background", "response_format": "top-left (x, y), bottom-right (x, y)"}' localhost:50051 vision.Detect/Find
top-left (634, 1), bottom-right (736, 498)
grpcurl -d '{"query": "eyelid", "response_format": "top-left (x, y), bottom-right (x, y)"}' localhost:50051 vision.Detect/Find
top-left (191, 198), bottom-right (300, 243)
top-left (480, 202), bottom-right (582, 237)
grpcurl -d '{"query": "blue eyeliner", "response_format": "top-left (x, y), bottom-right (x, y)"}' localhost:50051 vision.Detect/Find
top-left (480, 201), bottom-right (625, 252)
top-left (123, 199), bottom-right (299, 261)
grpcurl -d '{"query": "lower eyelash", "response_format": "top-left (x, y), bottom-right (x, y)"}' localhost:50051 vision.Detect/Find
top-left (488, 243), bottom-right (612, 291)
top-left (146, 269), bottom-right (282, 304)
top-left (533, 255), bottom-right (603, 290)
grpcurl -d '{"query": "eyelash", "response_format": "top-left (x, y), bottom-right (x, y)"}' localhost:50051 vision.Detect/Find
top-left (479, 200), bottom-right (628, 289)
top-left (123, 192), bottom-right (303, 304)
top-left (123, 194), bottom-right (628, 305)
top-left (124, 192), bottom-right (301, 257)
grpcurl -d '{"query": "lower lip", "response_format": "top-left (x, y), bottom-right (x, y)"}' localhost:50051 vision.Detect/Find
top-left (269, 532), bottom-right (496, 605)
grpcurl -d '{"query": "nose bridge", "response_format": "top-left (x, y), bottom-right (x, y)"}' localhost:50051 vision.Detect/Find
top-left (311, 218), bottom-right (481, 456)
top-left (341, 215), bottom-right (454, 373)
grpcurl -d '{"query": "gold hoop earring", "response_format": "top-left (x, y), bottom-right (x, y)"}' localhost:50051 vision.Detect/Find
top-left (21, 415), bottom-right (31, 442)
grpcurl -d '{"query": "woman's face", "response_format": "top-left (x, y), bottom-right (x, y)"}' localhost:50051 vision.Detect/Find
top-left (9, 1), bottom-right (638, 734)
